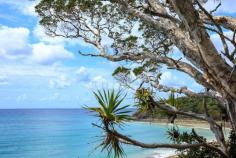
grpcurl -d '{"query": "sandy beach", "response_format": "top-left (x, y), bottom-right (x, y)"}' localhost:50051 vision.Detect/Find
top-left (132, 118), bottom-right (231, 130)
top-left (132, 118), bottom-right (231, 158)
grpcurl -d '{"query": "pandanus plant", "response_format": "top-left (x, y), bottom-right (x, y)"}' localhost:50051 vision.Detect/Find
top-left (86, 89), bottom-right (130, 158)
top-left (135, 88), bottom-right (155, 113)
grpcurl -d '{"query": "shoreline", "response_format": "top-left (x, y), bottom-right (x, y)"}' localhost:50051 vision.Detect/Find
top-left (131, 118), bottom-right (231, 158)
top-left (131, 118), bottom-right (231, 130)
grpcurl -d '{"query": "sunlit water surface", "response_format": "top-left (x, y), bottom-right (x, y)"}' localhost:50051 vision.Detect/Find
top-left (0, 109), bottom-right (215, 158)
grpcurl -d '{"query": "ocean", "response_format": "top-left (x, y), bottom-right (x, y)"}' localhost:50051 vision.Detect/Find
top-left (0, 109), bottom-right (215, 158)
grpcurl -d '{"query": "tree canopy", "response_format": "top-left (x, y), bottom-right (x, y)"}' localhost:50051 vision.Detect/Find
top-left (35, 0), bottom-right (236, 157)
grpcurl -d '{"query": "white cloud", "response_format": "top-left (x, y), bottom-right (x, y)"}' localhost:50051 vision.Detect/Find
top-left (85, 75), bottom-right (107, 89)
top-left (2, 0), bottom-right (234, 17)
top-left (0, 25), bottom-right (75, 65)
top-left (49, 74), bottom-right (72, 89)
top-left (40, 92), bottom-right (74, 102)
top-left (40, 93), bottom-right (60, 101)
top-left (17, 93), bottom-right (27, 101)
top-left (0, 26), bottom-right (31, 60)
top-left (33, 25), bottom-right (67, 44)
top-left (0, 64), bottom-right (63, 77)
top-left (0, 0), bottom-right (39, 16)
top-left (21, 3), bottom-right (38, 17)
top-left (204, 0), bottom-right (236, 14)
top-left (76, 66), bottom-right (87, 74)
top-left (160, 71), bottom-right (185, 87)
top-left (93, 75), bottom-right (107, 83)
top-left (159, 70), bottom-right (204, 93)
top-left (0, 75), bottom-right (9, 85)
top-left (30, 43), bottom-right (74, 65)
top-left (76, 66), bottom-right (91, 82)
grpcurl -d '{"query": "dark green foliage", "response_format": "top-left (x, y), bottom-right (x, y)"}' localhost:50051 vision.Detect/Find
top-left (134, 89), bottom-right (177, 121)
top-left (112, 67), bottom-right (130, 76)
top-left (228, 130), bottom-right (236, 158)
top-left (167, 128), bottom-right (221, 158)
top-left (166, 91), bottom-right (178, 108)
top-left (167, 126), bottom-right (181, 143)
top-left (132, 60), bottom-right (160, 76)
top-left (176, 96), bottom-right (222, 120)
top-left (112, 67), bottom-right (131, 84)
top-left (178, 145), bottom-right (221, 158)
top-left (168, 128), bottom-right (236, 158)
top-left (136, 92), bottom-right (223, 121)
top-left (121, 35), bottom-right (138, 48)
top-left (167, 127), bottom-right (199, 145)
top-left (133, 66), bottom-right (144, 76)
top-left (35, 0), bottom-right (173, 63)
top-left (134, 91), bottom-right (177, 119)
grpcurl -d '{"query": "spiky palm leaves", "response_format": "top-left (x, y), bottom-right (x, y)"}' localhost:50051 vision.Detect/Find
top-left (86, 89), bottom-right (130, 158)
top-left (134, 89), bottom-right (177, 121)
top-left (135, 88), bottom-right (155, 113)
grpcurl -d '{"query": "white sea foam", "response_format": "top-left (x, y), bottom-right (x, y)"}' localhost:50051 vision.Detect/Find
top-left (150, 149), bottom-right (176, 158)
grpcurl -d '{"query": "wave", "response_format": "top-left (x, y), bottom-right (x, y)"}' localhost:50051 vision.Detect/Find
top-left (149, 148), bottom-right (176, 158)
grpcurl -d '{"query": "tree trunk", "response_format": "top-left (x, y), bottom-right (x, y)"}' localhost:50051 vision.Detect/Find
top-left (226, 98), bottom-right (236, 132)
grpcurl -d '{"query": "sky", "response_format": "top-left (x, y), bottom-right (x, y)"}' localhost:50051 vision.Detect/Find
top-left (0, 0), bottom-right (235, 109)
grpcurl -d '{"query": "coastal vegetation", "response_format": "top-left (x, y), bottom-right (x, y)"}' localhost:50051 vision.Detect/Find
top-left (134, 91), bottom-right (224, 121)
top-left (35, 0), bottom-right (236, 157)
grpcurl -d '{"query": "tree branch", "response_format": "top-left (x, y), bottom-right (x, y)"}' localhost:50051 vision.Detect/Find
top-left (104, 126), bottom-right (228, 157)
top-left (197, 1), bottom-right (230, 64)
top-left (146, 0), bottom-right (180, 24)
top-left (149, 82), bottom-right (224, 106)
top-left (115, 0), bottom-right (206, 71)
top-left (192, 129), bottom-right (228, 158)
top-left (79, 51), bottom-right (215, 91)
top-left (107, 128), bottom-right (205, 149)
top-left (169, 0), bottom-right (236, 101)
top-left (201, 14), bottom-right (236, 32)
top-left (147, 96), bottom-right (207, 121)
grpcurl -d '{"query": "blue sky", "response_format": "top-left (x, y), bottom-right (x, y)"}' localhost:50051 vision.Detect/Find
top-left (0, 0), bottom-right (235, 109)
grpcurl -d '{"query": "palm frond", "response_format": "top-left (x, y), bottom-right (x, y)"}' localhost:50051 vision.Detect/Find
top-left (100, 132), bottom-right (126, 158)
top-left (86, 89), bottom-right (130, 158)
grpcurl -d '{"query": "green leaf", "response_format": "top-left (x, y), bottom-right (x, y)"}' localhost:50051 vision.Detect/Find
top-left (112, 67), bottom-right (130, 76)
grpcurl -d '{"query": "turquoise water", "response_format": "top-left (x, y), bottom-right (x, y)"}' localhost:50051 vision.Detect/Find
top-left (0, 109), bottom-right (215, 158)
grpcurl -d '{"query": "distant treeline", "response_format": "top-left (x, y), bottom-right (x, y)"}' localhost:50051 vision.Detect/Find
top-left (175, 96), bottom-right (223, 119)
top-left (134, 95), bottom-right (226, 121)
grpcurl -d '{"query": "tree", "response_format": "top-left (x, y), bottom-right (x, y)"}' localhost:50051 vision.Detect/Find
top-left (86, 89), bottom-right (130, 158)
top-left (35, 0), bottom-right (236, 157)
